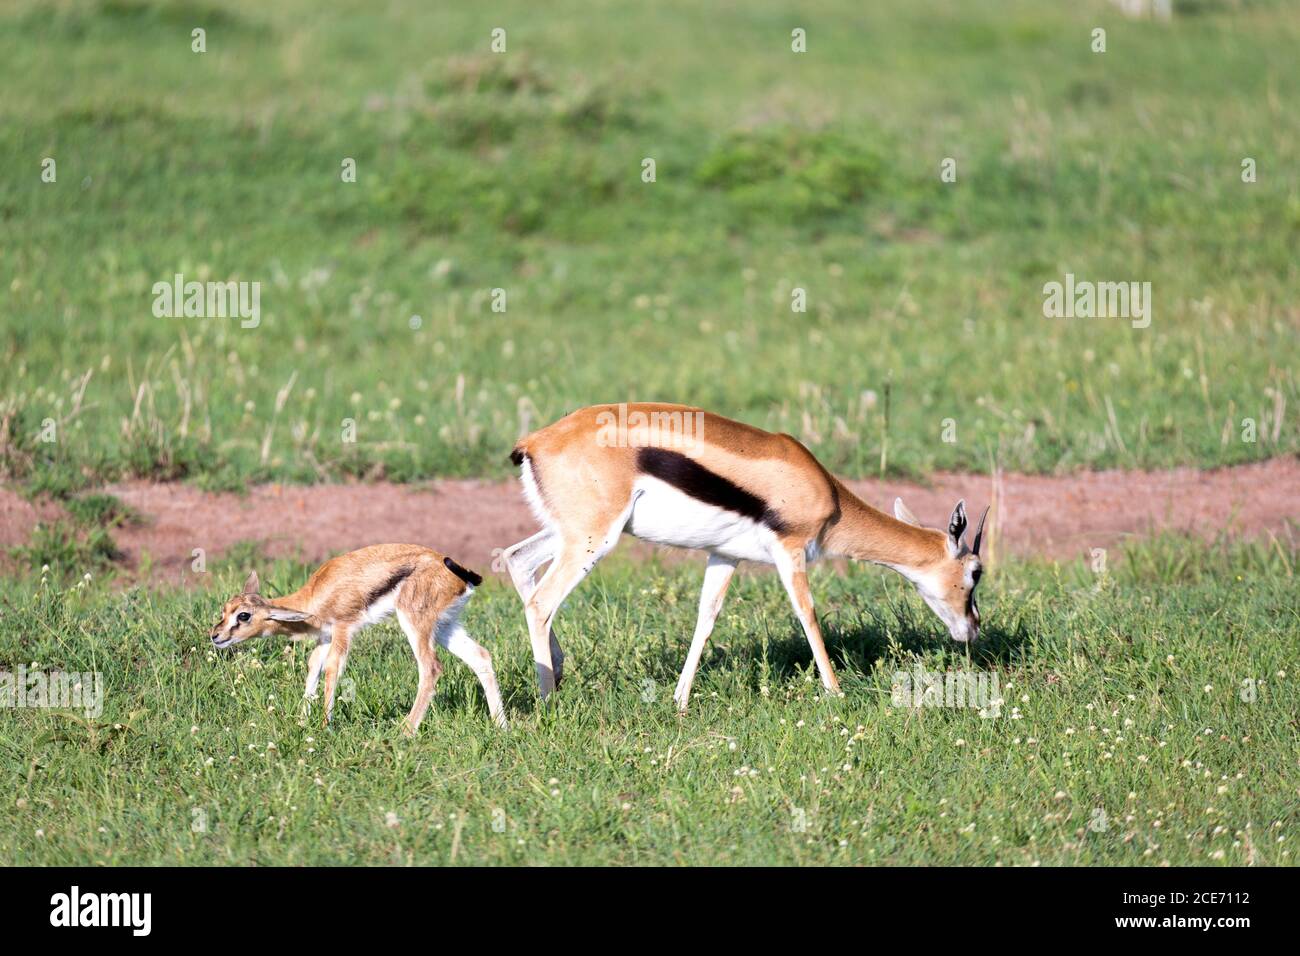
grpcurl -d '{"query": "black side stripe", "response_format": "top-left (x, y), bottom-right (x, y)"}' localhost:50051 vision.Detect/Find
top-left (636, 447), bottom-right (788, 534)
top-left (444, 557), bottom-right (483, 588)
top-left (362, 565), bottom-right (415, 608)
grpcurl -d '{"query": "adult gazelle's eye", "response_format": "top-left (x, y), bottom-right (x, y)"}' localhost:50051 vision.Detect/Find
top-left (237, 611), bottom-right (252, 623)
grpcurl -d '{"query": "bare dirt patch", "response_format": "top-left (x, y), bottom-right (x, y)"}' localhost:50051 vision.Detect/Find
top-left (2, 458), bottom-right (1296, 584)
top-left (0, 491), bottom-right (65, 552)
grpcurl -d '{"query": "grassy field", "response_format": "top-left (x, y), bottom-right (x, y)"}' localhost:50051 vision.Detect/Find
top-left (1, 536), bottom-right (1295, 866)
top-left (2, 0), bottom-right (1299, 493)
top-left (2, 0), bottom-right (1298, 869)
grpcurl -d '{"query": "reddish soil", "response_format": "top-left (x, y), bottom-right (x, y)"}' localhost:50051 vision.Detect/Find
top-left (0, 493), bottom-right (66, 552)
top-left (2, 458), bottom-right (1296, 585)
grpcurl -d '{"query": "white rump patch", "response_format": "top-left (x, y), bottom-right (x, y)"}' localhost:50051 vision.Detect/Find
top-left (519, 457), bottom-right (557, 531)
top-left (434, 590), bottom-right (472, 640)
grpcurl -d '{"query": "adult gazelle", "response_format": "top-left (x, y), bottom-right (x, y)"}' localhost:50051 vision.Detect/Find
top-left (502, 403), bottom-right (988, 710)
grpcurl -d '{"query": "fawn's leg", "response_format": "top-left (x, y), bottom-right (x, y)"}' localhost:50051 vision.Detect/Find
top-left (321, 623), bottom-right (356, 725)
top-left (437, 622), bottom-right (507, 728)
top-left (396, 610), bottom-right (444, 736)
top-left (304, 638), bottom-right (330, 699)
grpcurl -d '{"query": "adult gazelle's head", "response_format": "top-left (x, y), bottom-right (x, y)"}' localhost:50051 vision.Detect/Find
top-left (893, 498), bottom-right (989, 643)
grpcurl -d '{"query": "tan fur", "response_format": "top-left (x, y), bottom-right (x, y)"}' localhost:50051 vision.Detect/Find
top-left (506, 403), bottom-right (986, 706)
top-left (210, 545), bottom-right (505, 730)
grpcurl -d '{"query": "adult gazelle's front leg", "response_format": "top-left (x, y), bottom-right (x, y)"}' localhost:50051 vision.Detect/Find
top-left (772, 543), bottom-right (842, 696)
top-left (673, 553), bottom-right (738, 712)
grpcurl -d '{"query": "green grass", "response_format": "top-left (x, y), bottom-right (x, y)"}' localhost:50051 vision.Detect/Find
top-left (2, 0), bottom-right (1297, 868)
top-left (1, 536), bottom-right (1295, 865)
top-left (2, 0), bottom-right (1298, 491)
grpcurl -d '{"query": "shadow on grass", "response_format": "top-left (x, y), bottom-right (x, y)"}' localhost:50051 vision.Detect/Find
top-left (635, 609), bottom-right (1035, 697)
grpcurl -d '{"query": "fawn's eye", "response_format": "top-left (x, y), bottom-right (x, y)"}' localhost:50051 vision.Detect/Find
top-left (237, 611), bottom-right (252, 623)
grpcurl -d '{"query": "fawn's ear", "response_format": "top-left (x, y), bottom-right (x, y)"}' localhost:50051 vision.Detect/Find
top-left (893, 497), bottom-right (920, 527)
top-left (947, 500), bottom-right (968, 549)
top-left (266, 607), bottom-right (310, 623)
top-left (242, 570), bottom-right (260, 595)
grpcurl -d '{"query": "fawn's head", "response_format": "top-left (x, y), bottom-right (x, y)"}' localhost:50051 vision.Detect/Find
top-left (893, 498), bottom-right (988, 644)
top-left (210, 571), bottom-right (312, 648)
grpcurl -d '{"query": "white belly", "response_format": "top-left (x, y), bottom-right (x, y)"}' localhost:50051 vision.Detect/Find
top-left (625, 477), bottom-right (778, 564)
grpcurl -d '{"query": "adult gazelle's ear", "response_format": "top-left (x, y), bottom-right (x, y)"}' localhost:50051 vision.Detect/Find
top-left (266, 607), bottom-right (311, 623)
top-left (947, 499), bottom-right (968, 549)
top-left (894, 497), bottom-right (921, 527)
top-left (242, 570), bottom-right (260, 595)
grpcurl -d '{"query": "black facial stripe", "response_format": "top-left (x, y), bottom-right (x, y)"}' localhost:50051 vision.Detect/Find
top-left (362, 565), bottom-right (415, 608)
top-left (635, 447), bottom-right (788, 534)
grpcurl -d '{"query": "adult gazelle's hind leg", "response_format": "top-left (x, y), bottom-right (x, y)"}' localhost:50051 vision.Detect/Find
top-left (524, 507), bottom-right (631, 699)
top-left (524, 549), bottom-right (594, 700)
top-left (673, 554), bottom-right (738, 713)
top-left (502, 529), bottom-right (556, 601)
top-left (772, 543), bottom-right (842, 696)
top-left (502, 529), bottom-right (565, 683)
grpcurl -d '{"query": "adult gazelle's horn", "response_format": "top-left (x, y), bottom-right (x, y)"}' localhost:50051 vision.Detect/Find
top-left (971, 506), bottom-right (990, 556)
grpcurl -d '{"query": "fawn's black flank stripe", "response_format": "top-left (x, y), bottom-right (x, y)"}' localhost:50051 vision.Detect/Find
top-left (363, 565), bottom-right (415, 608)
top-left (636, 447), bottom-right (788, 533)
top-left (444, 557), bottom-right (483, 588)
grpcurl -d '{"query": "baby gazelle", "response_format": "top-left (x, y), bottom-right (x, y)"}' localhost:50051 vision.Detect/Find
top-left (210, 545), bottom-right (506, 731)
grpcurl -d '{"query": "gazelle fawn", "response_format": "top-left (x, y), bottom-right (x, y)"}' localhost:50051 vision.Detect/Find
top-left (210, 545), bottom-right (506, 730)
top-left (502, 403), bottom-right (988, 710)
